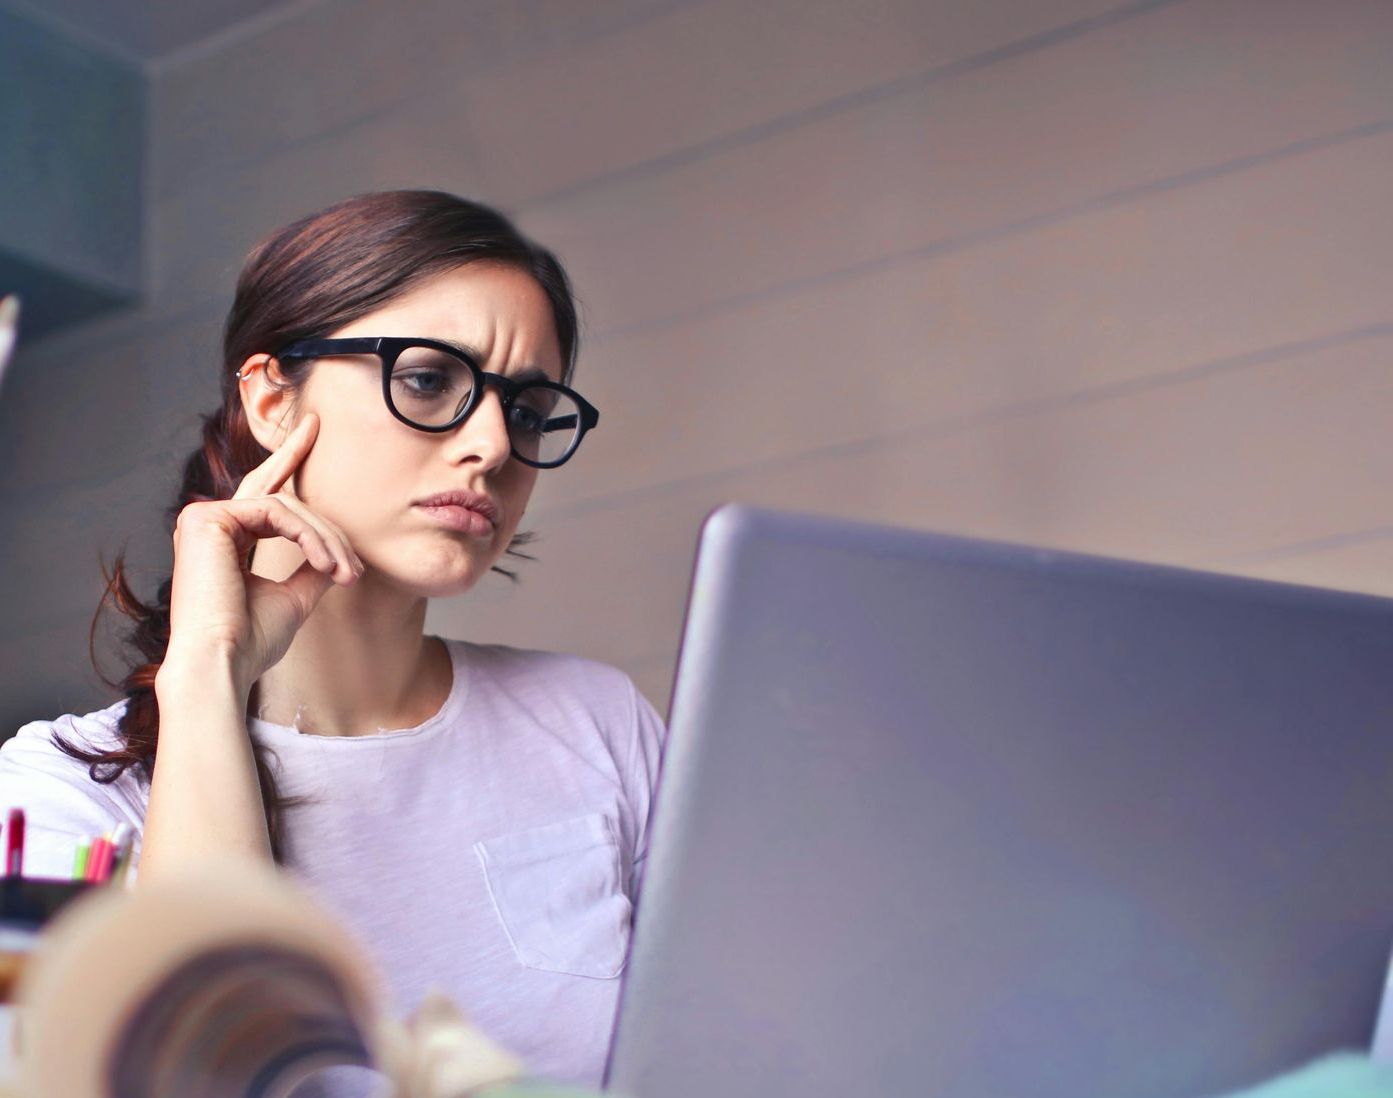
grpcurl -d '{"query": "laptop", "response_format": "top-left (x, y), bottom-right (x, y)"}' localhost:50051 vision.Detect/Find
top-left (605, 503), bottom-right (1393, 1098)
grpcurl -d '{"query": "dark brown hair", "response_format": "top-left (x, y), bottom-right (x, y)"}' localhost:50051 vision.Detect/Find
top-left (57, 190), bottom-right (581, 861)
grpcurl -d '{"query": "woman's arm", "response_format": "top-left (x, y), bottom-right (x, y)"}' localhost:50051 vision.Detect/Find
top-left (138, 412), bottom-right (362, 883)
top-left (140, 649), bottom-right (271, 881)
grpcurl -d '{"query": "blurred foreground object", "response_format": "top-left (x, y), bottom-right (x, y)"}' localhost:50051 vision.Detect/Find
top-left (11, 864), bottom-right (564, 1098)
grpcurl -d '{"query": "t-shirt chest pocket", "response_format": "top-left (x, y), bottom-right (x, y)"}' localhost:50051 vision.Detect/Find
top-left (474, 812), bottom-right (633, 979)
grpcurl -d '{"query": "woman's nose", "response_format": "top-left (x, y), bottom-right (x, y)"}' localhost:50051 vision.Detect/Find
top-left (449, 386), bottom-right (512, 468)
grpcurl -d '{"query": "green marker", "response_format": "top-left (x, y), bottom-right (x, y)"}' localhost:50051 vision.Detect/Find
top-left (73, 841), bottom-right (90, 880)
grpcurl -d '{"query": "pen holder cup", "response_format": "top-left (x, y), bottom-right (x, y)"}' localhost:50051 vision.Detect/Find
top-left (0, 878), bottom-right (102, 1003)
top-left (0, 878), bottom-right (99, 926)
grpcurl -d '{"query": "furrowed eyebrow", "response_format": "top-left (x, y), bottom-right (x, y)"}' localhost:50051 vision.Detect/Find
top-left (440, 339), bottom-right (556, 384)
top-left (439, 338), bottom-right (483, 361)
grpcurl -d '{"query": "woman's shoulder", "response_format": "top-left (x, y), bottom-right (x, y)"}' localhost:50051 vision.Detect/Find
top-left (0, 698), bottom-right (147, 855)
top-left (3, 697), bottom-right (131, 767)
top-left (441, 637), bottom-right (666, 742)
top-left (444, 637), bottom-right (638, 698)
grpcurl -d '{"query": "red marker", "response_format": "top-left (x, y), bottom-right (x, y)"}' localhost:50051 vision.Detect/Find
top-left (6, 808), bottom-right (24, 878)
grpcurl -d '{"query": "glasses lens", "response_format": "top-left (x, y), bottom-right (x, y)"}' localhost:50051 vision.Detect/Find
top-left (388, 345), bottom-right (475, 427)
top-left (508, 385), bottom-right (583, 466)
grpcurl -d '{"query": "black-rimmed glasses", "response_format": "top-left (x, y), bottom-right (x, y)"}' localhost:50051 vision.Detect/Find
top-left (275, 337), bottom-right (599, 469)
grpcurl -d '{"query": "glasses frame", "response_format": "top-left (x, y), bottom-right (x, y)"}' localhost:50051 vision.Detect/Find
top-left (275, 336), bottom-right (599, 469)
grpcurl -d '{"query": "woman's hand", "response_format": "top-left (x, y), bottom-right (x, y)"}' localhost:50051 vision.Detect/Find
top-left (164, 413), bottom-right (364, 694)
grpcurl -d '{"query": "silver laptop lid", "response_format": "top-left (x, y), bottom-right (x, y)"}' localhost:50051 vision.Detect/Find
top-left (607, 503), bottom-right (1393, 1098)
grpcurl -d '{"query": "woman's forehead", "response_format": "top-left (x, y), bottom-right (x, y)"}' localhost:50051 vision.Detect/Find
top-left (333, 264), bottom-right (564, 378)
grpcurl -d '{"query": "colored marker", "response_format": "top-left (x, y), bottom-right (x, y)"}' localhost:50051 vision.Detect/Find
top-left (5, 808), bottom-right (24, 877)
top-left (86, 838), bottom-right (113, 883)
top-left (107, 825), bottom-right (133, 886)
top-left (73, 840), bottom-right (91, 880)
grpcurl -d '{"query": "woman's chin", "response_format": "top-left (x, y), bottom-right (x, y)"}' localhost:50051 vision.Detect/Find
top-left (427, 574), bottom-right (490, 598)
top-left (354, 536), bottom-right (512, 599)
top-left (387, 560), bottom-right (498, 599)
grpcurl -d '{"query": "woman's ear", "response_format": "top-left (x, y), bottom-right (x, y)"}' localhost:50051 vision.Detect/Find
top-left (237, 354), bottom-right (299, 452)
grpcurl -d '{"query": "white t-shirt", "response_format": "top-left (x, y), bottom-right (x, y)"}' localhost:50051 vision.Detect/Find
top-left (0, 637), bottom-right (668, 1091)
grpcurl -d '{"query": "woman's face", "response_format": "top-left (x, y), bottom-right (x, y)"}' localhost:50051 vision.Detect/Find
top-left (282, 261), bottom-right (565, 598)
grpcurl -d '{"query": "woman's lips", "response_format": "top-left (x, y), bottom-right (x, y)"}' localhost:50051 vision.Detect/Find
top-left (416, 503), bottom-right (496, 537)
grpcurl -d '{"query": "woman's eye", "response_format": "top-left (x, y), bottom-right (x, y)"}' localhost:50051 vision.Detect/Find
top-left (396, 370), bottom-right (451, 396)
top-left (508, 406), bottom-right (544, 434)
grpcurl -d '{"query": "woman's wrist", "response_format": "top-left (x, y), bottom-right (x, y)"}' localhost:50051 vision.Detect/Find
top-left (156, 644), bottom-right (253, 707)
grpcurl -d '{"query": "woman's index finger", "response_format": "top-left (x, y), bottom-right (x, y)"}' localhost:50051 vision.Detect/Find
top-left (232, 414), bottom-right (317, 500)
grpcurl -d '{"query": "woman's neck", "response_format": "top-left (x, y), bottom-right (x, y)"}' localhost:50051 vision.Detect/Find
top-left (245, 539), bottom-right (453, 736)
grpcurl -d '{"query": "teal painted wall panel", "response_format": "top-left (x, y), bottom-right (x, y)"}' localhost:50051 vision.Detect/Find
top-left (0, 6), bottom-right (143, 333)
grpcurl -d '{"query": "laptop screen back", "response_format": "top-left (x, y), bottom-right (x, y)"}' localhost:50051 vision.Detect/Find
top-left (606, 504), bottom-right (1393, 1098)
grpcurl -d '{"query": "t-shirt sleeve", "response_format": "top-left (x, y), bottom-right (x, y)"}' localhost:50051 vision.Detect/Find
top-left (623, 678), bottom-right (668, 907)
top-left (0, 714), bottom-right (146, 879)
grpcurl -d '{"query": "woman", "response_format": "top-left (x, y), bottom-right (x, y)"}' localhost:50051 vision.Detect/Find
top-left (0, 190), bottom-right (667, 1089)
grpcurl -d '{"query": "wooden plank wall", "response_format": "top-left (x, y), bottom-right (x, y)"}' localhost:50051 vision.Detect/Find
top-left (2, 0), bottom-right (1390, 724)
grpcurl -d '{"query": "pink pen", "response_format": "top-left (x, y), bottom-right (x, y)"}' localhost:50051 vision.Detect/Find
top-left (86, 838), bottom-right (114, 883)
